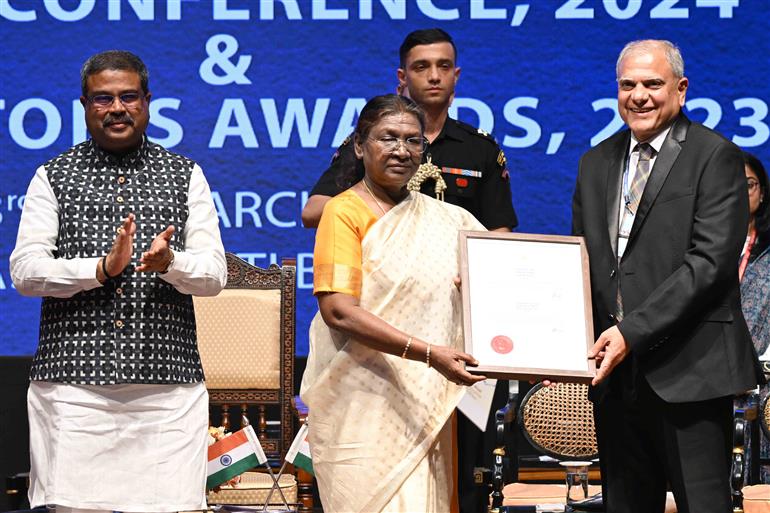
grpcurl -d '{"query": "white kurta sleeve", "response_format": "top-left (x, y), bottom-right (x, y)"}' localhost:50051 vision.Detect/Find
top-left (10, 166), bottom-right (103, 298)
top-left (160, 164), bottom-right (227, 296)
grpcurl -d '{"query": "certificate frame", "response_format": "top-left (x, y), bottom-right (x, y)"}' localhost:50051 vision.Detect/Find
top-left (459, 231), bottom-right (596, 383)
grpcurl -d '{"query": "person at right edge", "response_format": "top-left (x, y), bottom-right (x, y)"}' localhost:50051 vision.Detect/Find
top-left (737, 152), bottom-right (770, 483)
top-left (572, 39), bottom-right (764, 513)
top-left (302, 28), bottom-right (517, 512)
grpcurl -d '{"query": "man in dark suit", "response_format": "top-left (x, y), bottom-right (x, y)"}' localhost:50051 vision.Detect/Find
top-left (572, 39), bottom-right (763, 513)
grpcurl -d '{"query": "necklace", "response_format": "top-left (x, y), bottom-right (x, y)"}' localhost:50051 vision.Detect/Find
top-left (362, 178), bottom-right (388, 216)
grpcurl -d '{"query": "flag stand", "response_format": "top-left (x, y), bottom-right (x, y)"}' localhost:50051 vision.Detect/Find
top-left (263, 419), bottom-right (313, 512)
top-left (207, 424), bottom-right (296, 512)
top-left (258, 459), bottom-right (293, 512)
top-left (261, 459), bottom-right (293, 512)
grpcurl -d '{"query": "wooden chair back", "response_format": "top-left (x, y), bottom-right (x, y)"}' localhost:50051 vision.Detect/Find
top-left (194, 253), bottom-right (296, 462)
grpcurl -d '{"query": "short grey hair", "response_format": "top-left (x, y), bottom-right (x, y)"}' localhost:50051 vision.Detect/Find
top-left (616, 40), bottom-right (684, 80)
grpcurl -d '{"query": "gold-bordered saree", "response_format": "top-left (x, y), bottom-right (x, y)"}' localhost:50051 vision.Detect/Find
top-left (301, 191), bottom-right (484, 513)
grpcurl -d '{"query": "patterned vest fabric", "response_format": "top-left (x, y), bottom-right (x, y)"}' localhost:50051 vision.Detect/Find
top-left (31, 138), bottom-right (204, 385)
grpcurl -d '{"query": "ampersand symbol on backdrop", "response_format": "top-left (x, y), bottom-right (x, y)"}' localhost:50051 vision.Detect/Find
top-left (199, 34), bottom-right (252, 85)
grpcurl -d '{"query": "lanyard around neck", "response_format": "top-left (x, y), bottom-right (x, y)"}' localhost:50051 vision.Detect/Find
top-left (739, 229), bottom-right (757, 282)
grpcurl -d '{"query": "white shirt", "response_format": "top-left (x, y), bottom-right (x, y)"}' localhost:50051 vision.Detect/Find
top-left (617, 127), bottom-right (671, 258)
top-left (10, 163), bottom-right (227, 298)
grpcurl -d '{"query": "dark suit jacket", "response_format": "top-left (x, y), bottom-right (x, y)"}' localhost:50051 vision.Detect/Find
top-left (572, 114), bottom-right (761, 403)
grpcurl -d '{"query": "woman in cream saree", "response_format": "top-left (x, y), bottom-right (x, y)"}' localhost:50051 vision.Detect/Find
top-left (301, 95), bottom-right (486, 512)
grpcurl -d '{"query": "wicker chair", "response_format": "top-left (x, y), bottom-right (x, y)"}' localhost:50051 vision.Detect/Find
top-left (194, 253), bottom-right (299, 509)
top-left (518, 382), bottom-right (598, 461)
top-left (489, 385), bottom-right (675, 512)
top-left (488, 382), bottom-right (601, 511)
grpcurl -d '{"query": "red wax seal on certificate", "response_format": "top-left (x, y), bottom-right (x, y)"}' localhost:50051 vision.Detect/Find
top-left (491, 335), bottom-right (513, 354)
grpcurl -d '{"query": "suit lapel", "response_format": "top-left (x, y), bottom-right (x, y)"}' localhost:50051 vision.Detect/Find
top-left (605, 133), bottom-right (629, 258)
top-left (628, 115), bottom-right (690, 242)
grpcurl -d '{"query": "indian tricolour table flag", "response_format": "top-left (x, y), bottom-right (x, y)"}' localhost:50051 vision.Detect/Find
top-left (207, 425), bottom-right (268, 489)
top-left (285, 422), bottom-right (313, 476)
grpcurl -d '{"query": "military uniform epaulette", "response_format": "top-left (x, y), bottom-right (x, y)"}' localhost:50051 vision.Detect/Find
top-left (454, 119), bottom-right (499, 146)
top-left (453, 120), bottom-right (508, 170)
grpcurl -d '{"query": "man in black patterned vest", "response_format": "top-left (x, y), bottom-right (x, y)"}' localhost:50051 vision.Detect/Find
top-left (10, 51), bottom-right (227, 513)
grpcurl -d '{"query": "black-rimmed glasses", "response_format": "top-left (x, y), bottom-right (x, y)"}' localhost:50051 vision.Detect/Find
top-left (748, 179), bottom-right (760, 192)
top-left (87, 92), bottom-right (143, 108)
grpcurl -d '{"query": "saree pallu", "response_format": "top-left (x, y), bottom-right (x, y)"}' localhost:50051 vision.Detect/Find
top-left (301, 192), bottom-right (483, 512)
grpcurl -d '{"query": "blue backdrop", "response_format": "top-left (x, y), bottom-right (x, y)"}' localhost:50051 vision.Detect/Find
top-left (1, 0), bottom-right (768, 356)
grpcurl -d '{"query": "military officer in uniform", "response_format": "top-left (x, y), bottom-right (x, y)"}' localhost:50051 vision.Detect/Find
top-left (301, 28), bottom-right (517, 232)
top-left (301, 28), bottom-right (517, 513)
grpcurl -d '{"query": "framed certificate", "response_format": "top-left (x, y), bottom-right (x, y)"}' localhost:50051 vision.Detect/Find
top-left (459, 231), bottom-right (596, 383)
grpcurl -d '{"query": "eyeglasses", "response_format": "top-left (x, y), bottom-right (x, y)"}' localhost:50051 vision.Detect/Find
top-left (748, 179), bottom-right (760, 192)
top-left (87, 92), bottom-right (143, 108)
top-left (369, 136), bottom-right (427, 155)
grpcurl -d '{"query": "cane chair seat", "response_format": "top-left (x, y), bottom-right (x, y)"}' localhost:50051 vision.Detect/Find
top-left (519, 382), bottom-right (598, 460)
top-left (207, 471), bottom-right (298, 506)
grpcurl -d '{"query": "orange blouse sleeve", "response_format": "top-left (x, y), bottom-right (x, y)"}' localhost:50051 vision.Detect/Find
top-left (313, 191), bottom-right (377, 298)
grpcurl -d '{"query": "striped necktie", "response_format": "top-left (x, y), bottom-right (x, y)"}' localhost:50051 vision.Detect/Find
top-left (616, 142), bottom-right (655, 320)
top-left (627, 143), bottom-right (654, 214)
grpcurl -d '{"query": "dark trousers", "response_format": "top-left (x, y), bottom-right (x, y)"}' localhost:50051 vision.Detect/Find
top-left (458, 379), bottom-right (510, 513)
top-left (595, 376), bottom-right (733, 513)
